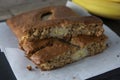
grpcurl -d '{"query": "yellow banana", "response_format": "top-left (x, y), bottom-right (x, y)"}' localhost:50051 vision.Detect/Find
top-left (72, 0), bottom-right (120, 19)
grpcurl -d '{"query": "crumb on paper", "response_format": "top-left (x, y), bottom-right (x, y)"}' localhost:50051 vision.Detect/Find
top-left (27, 65), bottom-right (32, 71)
top-left (35, 66), bottom-right (38, 69)
top-left (107, 42), bottom-right (111, 47)
top-left (117, 55), bottom-right (119, 57)
top-left (106, 43), bottom-right (110, 47)
top-left (73, 76), bottom-right (76, 79)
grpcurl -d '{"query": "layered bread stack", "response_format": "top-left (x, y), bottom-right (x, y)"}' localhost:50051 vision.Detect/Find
top-left (7, 6), bottom-right (108, 71)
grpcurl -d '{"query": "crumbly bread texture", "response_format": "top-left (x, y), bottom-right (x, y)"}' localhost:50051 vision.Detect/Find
top-left (6, 6), bottom-right (108, 71)
top-left (30, 35), bottom-right (107, 70)
top-left (7, 6), bottom-right (104, 43)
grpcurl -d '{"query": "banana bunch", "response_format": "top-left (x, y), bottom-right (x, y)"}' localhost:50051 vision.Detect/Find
top-left (72, 0), bottom-right (120, 19)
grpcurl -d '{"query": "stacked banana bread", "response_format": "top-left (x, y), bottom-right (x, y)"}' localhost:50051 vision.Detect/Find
top-left (7, 6), bottom-right (108, 70)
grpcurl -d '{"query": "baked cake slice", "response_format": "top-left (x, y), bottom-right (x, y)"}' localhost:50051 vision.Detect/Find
top-left (7, 6), bottom-right (104, 44)
top-left (23, 35), bottom-right (108, 70)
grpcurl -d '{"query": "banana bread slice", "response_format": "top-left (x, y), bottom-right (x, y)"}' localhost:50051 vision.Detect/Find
top-left (7, 6), bottom-right (104, 44)
top-left (29, 35), bottom-right (107, 70)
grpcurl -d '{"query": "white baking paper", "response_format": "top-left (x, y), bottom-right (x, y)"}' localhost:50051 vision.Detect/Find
top-left (1, 1), bottom-right (120, 80)
top-left (0, 22), bottom-right (18, 48)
